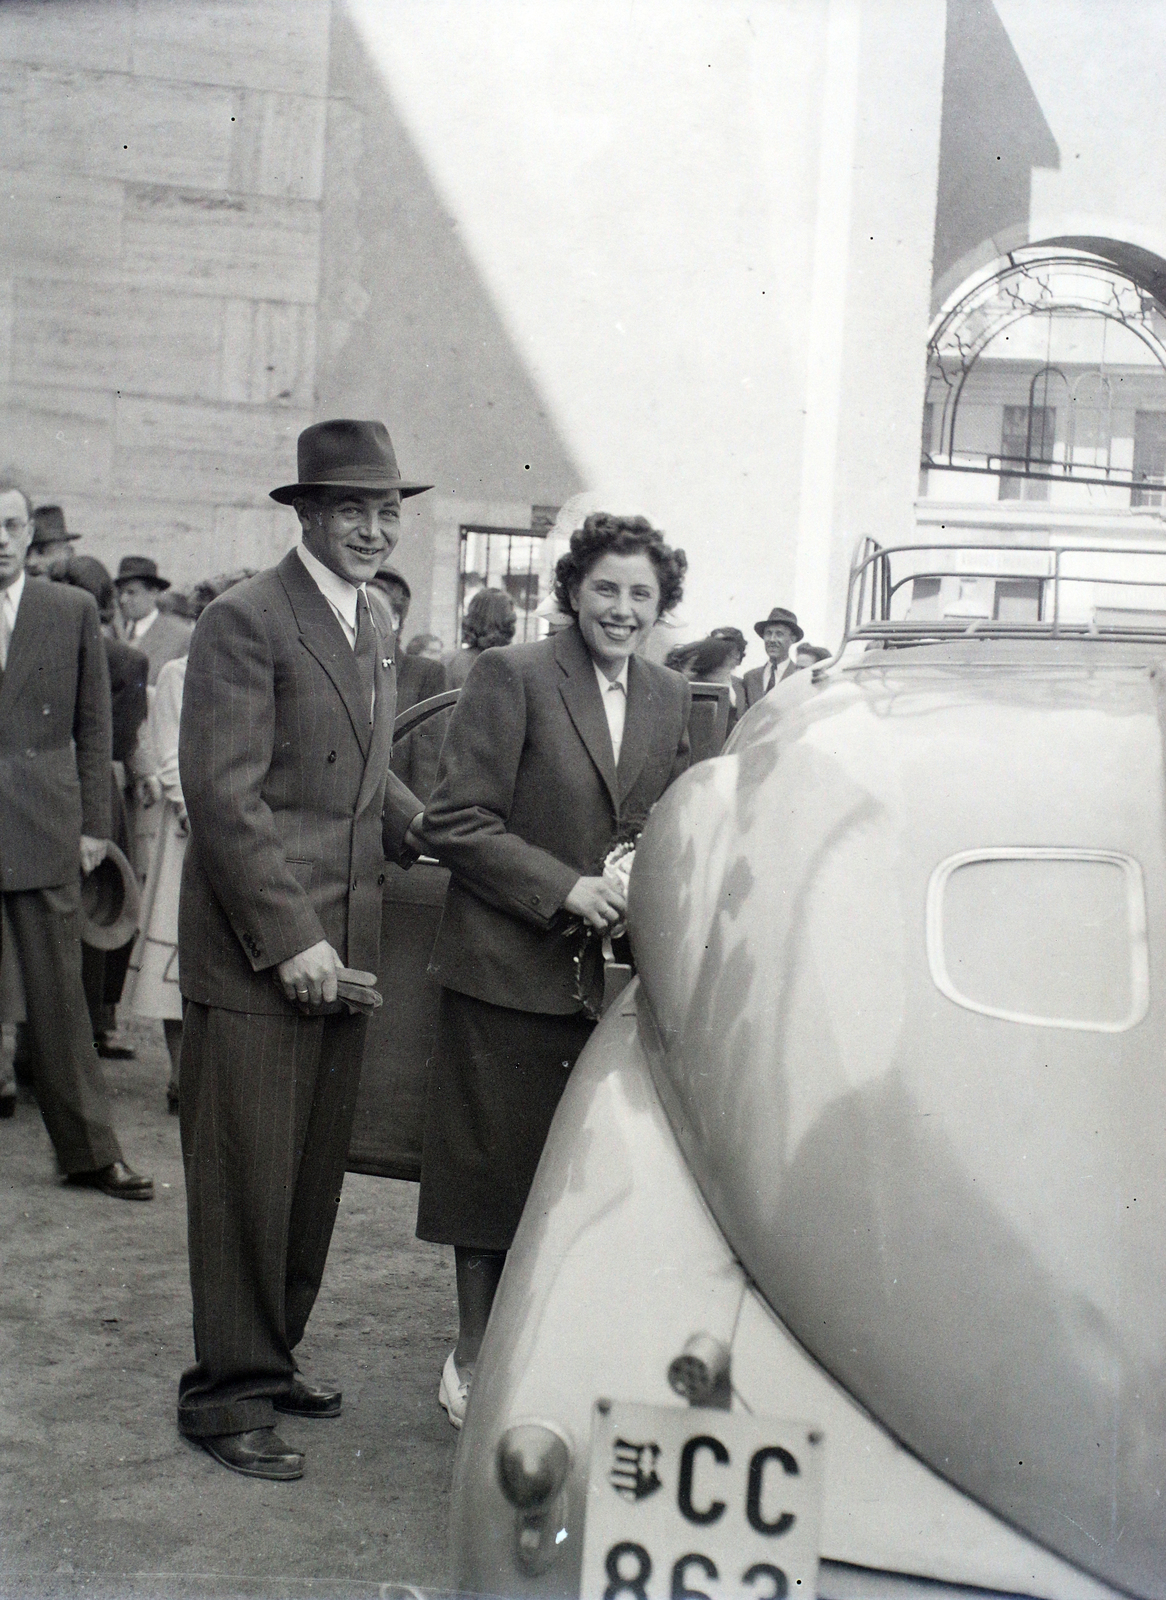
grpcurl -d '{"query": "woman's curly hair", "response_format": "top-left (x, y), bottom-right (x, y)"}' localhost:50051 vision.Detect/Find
top-left (461, 587), bottom-right (518, 650)
top-left (553, 513), bottom-right (686, 619)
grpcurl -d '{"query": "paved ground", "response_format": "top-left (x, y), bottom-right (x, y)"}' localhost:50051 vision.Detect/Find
top-left (0, 1019), bottom-right (460, 1600)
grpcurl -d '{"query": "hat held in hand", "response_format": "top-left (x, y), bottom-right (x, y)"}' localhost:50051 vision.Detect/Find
top-left (80, 843), bottom-right (141, 951)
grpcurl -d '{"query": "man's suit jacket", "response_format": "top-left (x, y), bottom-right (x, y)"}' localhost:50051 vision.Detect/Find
top-left (133, 610), bottom-right (193, 686)
top-left (423, 622), bottom-right (691, 1014)
top-left (178, 550), bottom-right (422, 1015)
top-left (0, 580), bottom-right (112, 893)
top-left (742, 657), bottom-right (796, 707)
top-left (390, 651), bottom-right (447, 804)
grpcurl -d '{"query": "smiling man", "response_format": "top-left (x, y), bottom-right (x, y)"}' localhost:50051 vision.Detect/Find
top-left (174, 421), bottom-right (431, 1480)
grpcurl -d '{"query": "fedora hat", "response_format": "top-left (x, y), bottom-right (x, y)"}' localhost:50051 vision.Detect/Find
top-left (113, 555), bottom-right (170, 591)
top-left (753, 605), bottom-right (804, 642)
top-left (270, 419), bottom-right (432, 505)
top-left (80, 843), bottom-right (141, 951)
top-left (30, 505), bottom-right (81, 547)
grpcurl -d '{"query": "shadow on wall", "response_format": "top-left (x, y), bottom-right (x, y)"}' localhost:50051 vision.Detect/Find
top-left (316, 0), bottom-right (584, 511)
top-left (931, 0), bottom-right (1060, 309)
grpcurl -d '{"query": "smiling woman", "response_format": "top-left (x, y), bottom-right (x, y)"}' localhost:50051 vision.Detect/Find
top-left (415, 511), bottom-right (691, 1429)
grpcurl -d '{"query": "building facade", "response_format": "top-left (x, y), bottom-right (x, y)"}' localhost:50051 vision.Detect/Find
top-left (2, 0), bottom-right (1164, 659)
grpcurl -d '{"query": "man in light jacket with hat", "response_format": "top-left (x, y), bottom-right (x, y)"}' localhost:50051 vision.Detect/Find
top-left (742, 605), bottom-right (804, 706)
top-left (175, 419), bottom-right (429, 1480)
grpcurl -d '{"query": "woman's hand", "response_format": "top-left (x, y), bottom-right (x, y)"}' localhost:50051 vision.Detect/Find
top-left (564, 875), bottom-right (626, 932)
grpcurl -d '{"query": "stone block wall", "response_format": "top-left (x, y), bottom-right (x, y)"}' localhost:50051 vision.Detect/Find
top-left (0, 0), bottom-right (333, 586)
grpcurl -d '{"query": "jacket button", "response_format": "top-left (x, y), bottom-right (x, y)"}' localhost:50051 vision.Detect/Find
top-left (532, 895), bottom-right (540, 906)
top-left (352, 879), bottom-right (358, 891)
top-left (377, 873), bottom-right (385, 886)
top-left (327, 751), bottom-right (337, 763)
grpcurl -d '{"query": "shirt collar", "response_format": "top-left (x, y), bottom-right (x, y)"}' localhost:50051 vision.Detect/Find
top-left (296, 542), bottom-right (363, 632)
top-left (593, 656), bottom-right (630, 695)
top-left (4, 569), bottom-right (26, 614)
top-left (134, 607), bottom-right (160, 638)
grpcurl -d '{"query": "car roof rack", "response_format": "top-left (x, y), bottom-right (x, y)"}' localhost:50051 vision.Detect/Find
top-left (812, 535), bottom-right (1166, 679)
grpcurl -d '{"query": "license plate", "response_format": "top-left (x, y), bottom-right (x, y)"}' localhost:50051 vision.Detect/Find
top-left (580, 1400), bottom-right (824, 1600)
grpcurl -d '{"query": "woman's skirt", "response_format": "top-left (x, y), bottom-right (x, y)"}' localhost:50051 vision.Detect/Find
top-left (125, 799), bottom-right (186, 1022)
top-left (416, 987), bottom-right (595, 1251)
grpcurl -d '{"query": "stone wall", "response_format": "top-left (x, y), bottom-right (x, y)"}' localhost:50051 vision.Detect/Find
top-left (0, 0), bottom-right (333, 586)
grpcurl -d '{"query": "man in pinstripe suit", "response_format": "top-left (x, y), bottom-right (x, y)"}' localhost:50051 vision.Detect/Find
top-left (175, 421), bottom-right (430, 1479)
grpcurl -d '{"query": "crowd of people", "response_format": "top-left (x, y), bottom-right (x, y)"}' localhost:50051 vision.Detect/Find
top-left (0, 418), bottom-right (823, 1484)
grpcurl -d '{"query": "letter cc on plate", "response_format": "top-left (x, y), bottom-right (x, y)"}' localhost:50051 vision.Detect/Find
top-left (582, 1401), bottom-right (824, 1599)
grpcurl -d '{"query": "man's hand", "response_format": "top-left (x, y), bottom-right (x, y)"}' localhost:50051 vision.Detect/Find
top-left (563, 875), bottom-right (626, 933)
top-left (79, 836), bottom-right (109, 876)
top-left (135, 776), bottom-right (162, 807)
top-left (277, 940), bottom-right (344, 1009)
top-left (403, 811), bottom-right (427, 860)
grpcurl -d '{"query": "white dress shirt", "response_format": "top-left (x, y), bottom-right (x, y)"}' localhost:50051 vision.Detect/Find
top-left (130, 607), bottom-right (160, 641)
top-left (593, 657), bottom-right (629, 766)
top-left (296, 543), bottom-right (363, 650)
top-left (0, 569), bottom-right (25, 670)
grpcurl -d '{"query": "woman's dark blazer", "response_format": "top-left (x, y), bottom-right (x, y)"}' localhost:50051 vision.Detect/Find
top-left (422, 622), bottom-right (691, 1014)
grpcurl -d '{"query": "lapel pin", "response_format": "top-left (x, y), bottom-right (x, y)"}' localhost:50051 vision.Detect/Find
top-left (382, 657), bottom-right (392, 669)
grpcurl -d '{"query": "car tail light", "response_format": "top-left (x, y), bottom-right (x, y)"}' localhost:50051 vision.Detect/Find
top-left (496, 1423), bottom-right (573, 1574)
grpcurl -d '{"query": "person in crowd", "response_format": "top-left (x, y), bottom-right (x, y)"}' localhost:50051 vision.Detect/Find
top-left (664, 634), bottom-right (743, 734)
top-left (405, 631), bottom-right (444, 660)
top-left (115, 557), bottom-right (194, 888)
top-left (175, 420), bottom-right (429, 1482)
top-left (24, 504), bottom-right (81, 579)
top-left (0, 477), bottom-right (153, 1197)
top-left (710, 624), bottom-right (748, 719)
top-left (60, 556), bottom-right (150, 1062)
top-left (415, 512), bottom-right (691, 1428)
top-left (126, 571), bottom-right (255, 1114)
top-left (444, 586), bottom-right (517, 688)
top-left (114, 557), bottom-right (193, 680)
top-left (794, 640), bottom-right (831, 670)
top-left (743, 605), bottom-right (803, 705)
top-left (368, 564), bottom-right (448, 805)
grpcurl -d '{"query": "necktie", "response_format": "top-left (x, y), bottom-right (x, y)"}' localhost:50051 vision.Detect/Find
top-left (354, 588), bottom-right (376, 725)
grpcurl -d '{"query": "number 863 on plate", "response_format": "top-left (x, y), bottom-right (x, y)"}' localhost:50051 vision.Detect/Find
top-left (580, 1401), bottom-right (824, 1600)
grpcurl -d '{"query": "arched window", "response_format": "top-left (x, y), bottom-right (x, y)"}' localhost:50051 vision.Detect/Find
top-left (922, 248), bottom-right (1166, 518)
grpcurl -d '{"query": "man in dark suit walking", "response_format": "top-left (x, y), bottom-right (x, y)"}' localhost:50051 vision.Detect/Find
top-left (742, 605), bottom-right (804, 706)
top-left (0, 479), bottom-right (153, 1196)
top-left (176, 421), bottom-right (429, 1480)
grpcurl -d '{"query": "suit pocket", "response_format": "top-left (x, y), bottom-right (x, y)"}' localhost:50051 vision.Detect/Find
top-left (286, 857), bottom-right (316, 890)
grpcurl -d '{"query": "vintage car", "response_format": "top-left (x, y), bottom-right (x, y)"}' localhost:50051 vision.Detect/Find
top-left (444, 539), bottom-right (1166, 1600)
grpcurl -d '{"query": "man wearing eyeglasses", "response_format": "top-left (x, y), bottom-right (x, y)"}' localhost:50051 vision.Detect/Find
top-left (0, 478), bottom-right (153, 1198)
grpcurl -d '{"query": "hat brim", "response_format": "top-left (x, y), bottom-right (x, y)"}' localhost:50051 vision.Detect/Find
top-left (754, 618), bottom-right (804, 642)
top-left (270, 479), bottom-right (434, 505)
top-left (31, 533), bottom-right (82, 546)
top-left (113, 574), bottom-right (170, 591)
top-left (79, 843), bottom-right (142, 950)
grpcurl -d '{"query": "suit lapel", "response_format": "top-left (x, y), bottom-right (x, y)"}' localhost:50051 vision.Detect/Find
top-left (0, 580), bottom-right (49, 717)
top-left (277, 549), bottom-right (372, 757)
top-left (617, 656), bottom-right (652, 802)
top-left (555, 624), bottom-right (618, 811)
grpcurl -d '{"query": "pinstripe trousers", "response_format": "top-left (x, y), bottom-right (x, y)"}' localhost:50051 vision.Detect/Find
top-left (176, 1001), bottom-right (368, 1439)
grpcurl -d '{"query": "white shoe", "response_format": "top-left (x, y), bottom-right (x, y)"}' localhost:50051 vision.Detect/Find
top-left (439, 1350), bottom-right (470, 1429)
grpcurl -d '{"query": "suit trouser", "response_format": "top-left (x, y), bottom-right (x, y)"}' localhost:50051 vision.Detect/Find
top-left (177, 1001), bottom-right (367, 1438)
top-left (2, 884), bottom-right (123, 1173)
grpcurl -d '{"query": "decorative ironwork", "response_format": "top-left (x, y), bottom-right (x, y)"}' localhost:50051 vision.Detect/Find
top-left (923, 250), bottom-right (1166, 497)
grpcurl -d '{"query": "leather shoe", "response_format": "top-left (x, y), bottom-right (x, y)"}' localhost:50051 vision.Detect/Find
top-left (274, 1376), bottom-right (342, 1418)
top-left (201, 1427), bottom-right (304, 1481)
top-left (68, 1161), bottom-right (154, 1200)
top-left (96, 1035), bottom-right (137, 1061)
